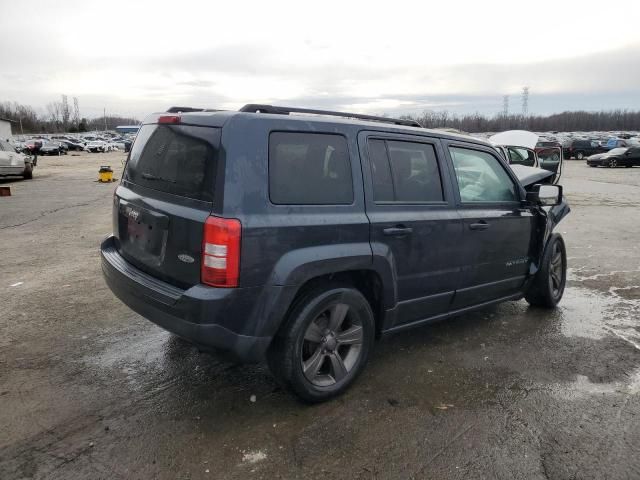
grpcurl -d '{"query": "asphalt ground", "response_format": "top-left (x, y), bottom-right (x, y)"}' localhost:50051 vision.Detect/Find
top-left (1, 152), bottom-right (639, 479)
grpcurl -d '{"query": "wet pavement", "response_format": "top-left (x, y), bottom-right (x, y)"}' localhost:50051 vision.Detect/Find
top-left (1, 154), bottom-right (639, 479)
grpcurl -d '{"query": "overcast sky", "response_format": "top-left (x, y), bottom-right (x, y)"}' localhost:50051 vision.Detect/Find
top-left (2, 0), bottom-right (640, 120)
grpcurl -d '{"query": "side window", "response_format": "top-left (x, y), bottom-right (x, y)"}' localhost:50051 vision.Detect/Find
top-left (368, 139), bottom-right (444, 202)
top-left (507, 147), bottom-right (535, 167)
top-left (449, 147), bottom-right (519, 203)
top-left (269, 132), bottom-right (352, 205)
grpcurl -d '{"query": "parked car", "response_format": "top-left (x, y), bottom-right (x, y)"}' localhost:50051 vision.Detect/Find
top-left (85, 141), bottom-right (107, 153)
top-left (39, 141), bottom-right (67, 156)
top-left (605, 137), bottom-right (634, 150)
top-left (490, 130), bottom-right (563, 184)
top-left (587, 147), bottom-right (640, 167)
top-left (563, 139), bottom-right (606, 160)
top-left (24, 139), bottom-right (43, 155)
top-left (101, 105), bottom-right (570, 402)
top-left (62, 140), bottom-right (85, 151)
top-left (0, 139), bottom-right (35, 179)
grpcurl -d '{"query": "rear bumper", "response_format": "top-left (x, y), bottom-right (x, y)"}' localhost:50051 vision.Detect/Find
top-left (100, 235), bottom-right (272, 362)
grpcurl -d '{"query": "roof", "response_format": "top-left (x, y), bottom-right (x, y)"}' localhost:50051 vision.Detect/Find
top-left (143, 108), bottom-right (491, 148)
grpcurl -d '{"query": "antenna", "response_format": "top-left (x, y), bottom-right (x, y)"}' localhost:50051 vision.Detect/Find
top-left (522, 86), bottom-right (529, 117)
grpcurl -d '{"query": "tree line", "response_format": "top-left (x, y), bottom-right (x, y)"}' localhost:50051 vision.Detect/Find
top-left (0, 98), bottom-right (140, 134)
top-left (2, 98), bottom-right (639, 134)
top-left (401, 109), bottom-right (640, 133)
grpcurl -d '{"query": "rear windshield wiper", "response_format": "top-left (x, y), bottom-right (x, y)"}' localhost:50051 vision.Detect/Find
top-left (141, 172), bottom-right (176, 183)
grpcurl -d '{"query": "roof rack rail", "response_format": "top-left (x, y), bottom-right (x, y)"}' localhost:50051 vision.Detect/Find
top-left (166, 106), bottom-right (224, 113)
top-left (239, 104), bottom-right (422, 128)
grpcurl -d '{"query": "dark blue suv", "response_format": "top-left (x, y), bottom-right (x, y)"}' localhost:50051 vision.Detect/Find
top-left (101, 104), bottom-right (569, 401)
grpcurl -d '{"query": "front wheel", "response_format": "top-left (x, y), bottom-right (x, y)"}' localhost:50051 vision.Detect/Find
top-left (23, 164), bottom-right (33, 179)
top-left (609, 158), bottom-right (617, 168)
top-left (267, 285), bottom-right (375, 402)
top-left (525, 234), bottom-right (566, 308)
top-left (576, 152), bottom-right (584, 160)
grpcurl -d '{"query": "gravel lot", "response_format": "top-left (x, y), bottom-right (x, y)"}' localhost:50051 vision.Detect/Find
top-left (1, 152), bottom-right (639, 479)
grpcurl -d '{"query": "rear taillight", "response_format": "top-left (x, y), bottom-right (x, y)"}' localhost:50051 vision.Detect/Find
top-left (201, 216), bottom-right (241, 288)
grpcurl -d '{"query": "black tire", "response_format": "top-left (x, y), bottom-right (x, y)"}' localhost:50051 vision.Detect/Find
top-left (576, 151), bottom-right (584, 160)
top-left (525, 234), bottom-right (566, 308)
top-left (22, 164), bottom-right (33, 179)
top-left (267, 284), bottom-right (375, 402)
top-left (608, 158), bottom-right (617, 168)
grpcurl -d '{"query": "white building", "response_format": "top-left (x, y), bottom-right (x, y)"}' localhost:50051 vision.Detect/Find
top-left (0, 118), bottom-right (13, 141)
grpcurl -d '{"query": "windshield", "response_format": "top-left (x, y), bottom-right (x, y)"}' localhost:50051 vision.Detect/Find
top-left (606, 148), bottom-right (628, 156)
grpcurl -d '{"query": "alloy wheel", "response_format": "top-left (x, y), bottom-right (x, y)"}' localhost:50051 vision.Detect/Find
top-left (301, 302), bottom-right (363, 387)
top-left (548, 242), bottom-right (564, 298)
top-left (609, 159), bottom-right (617, 168)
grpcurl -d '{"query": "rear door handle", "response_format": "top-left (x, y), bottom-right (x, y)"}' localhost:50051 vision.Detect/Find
top-left (383, 226), bottom-right (413, 237)
top-left (469, 221), bottom-right (490, 231)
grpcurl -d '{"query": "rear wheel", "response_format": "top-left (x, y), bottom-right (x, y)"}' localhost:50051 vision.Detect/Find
top-left (609, 158), bottom-right (617, 168)
top-left (267, 284), bottom-right (375, 402)
top-left (525, 234), bottom-right (566, 308)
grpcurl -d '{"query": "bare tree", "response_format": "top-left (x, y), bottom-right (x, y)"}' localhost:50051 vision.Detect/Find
top-left (46, 101), bottom-right (62, 128)
top-left (72, 97), bottom-right (80, 128)
top-left (61, 95), bottom-right (71, 131)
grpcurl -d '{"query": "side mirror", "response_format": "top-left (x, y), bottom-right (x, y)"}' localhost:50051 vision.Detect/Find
top-left (526, 184), bottom-right (562, 206)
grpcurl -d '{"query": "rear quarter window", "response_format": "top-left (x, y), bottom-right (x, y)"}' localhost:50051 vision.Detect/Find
top-left (124, 124), bottom-right (220, 202)
top-left (269, 132), bottom-right (353, 205)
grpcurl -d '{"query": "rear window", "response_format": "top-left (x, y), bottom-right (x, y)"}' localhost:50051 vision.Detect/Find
top-left (269, 132), bottom-right (353, 205)
top-left (124, 124), bottom-right (219, 202)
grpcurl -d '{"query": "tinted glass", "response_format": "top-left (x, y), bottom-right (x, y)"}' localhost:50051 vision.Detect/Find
top-left (450, 147), bottom-right (518, 203)
top-left (386, 140), bottom-right (444, 202)
top-left (368, 139), bottom-right (393, 201)
top-left (124, 124), bottom-right (219, 202)
top-left (269, 132), bottom-right (352, 205)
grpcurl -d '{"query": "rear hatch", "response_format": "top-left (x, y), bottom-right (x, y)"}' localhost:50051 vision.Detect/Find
top-left (114, 121), bottom-right (221, 289)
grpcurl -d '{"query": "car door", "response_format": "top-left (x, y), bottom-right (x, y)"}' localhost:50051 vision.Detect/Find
top-left (537, 146), bottom-right (563, 182)
top-left (358, 132), bottom-right (463, 328)
top-left (626, 147), bottom-right (640, 166)
top-left (442, 141), bottom-right (535, 309)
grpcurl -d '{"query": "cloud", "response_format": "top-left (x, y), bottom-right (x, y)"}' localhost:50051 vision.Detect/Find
top-left (1, 0), bottom-right (639, 118)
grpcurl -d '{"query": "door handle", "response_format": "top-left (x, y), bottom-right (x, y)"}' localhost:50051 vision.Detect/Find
top-left (469, 221), bottom-right (490, 231)
top-left (383, 226), bottom-right (413, 237)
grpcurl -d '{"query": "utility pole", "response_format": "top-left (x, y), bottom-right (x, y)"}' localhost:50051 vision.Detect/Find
top-left (521, 86), bottom-right (529, 117)
top-left (502, 95), bottom-right (509, 117)
top-left (104, 108), bottom-right (107, 131)
top-left (19, 117), bottom-right (24, 135)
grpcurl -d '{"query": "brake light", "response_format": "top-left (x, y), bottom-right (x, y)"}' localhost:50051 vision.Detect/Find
top-left (201, 216), bottom-right (241, 287)
top-left (158, 115), bottom-right (181, 124)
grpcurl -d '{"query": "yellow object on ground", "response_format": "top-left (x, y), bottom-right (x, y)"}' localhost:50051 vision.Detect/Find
top-left (99, 166), bottom-right (114, 183)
